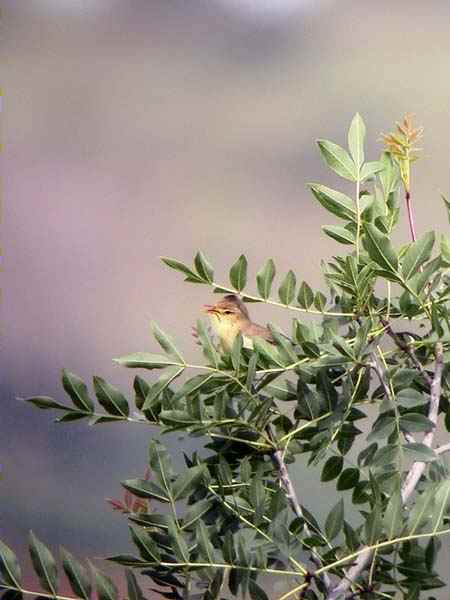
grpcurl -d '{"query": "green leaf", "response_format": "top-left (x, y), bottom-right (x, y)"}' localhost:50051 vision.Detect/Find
top-left (383, 486), bottom-right (403, 539)
top-left (392, 368), bottom-right (417, 389)
top-left (61, 548), bottom-right (91, 600)
top-left (358, 442), bottom-right (378, 467)
top-left (129, 513), bottom-right (170, 530)
top-left (325, 499), bottom-right (344, 540)
top-left (105, 555), bottom-right (148, 567)
top-left (314, 291), bottom-right (327, 312)
top-left (441, 193), bottom-right (450, 225)
top-left (194, 251), bottom-right (214, 283)
top-left (278, 270), bottom-right (296, 305)
top-left (133, 376), bottom-right (150, 411)
top-left (29, 532), bottom-right (58, 594)
top-left (360, 161), bottom-right (384, 181)
top-left (160, 257), bottom-right (204, 283)
top-left (0, 589), bottom-right (22, 600)
top-left (93, 376), bottom-right (129, 417)
top-left (54, 411), bottom-right (87, 423)
top-left (400, 413), bottom-right (434, 433)
top-left (322, 225), bottom-right (355, 245)
top-left (396, 389), bottom-right (427, 408)
top-left (329, 332), bottom-right (355, 361)
top-left (114, 353), bottom-right (181, 370)
top-left (408, 256), bottom-right (441, 295)
top-left (246, 353), bottom-right (257, 390)
top-left (336, 468), bottom-right (360, 491)
top-left (364, 223), bottom-right (399, 273)
top-left (151, 323), bottom-right (184, 363)
top-left (249, 579), bottom-right (269, 600)
top-left (317, 139), bottom-right (357, 181)
top-left (425, 537), bottom-right (440, 571)
top-left (62, 370), bottom-right (94, 412)
top-left (440, 235), bottom-right (450, 267)
top-left (229, 255), bottom-right (248, 291)
top-left (144, 366), bottom-right (184, 408)
top-left (182, 499), bottom-right (214, 530)
top-left (122, 479), bottom-right (170, 503)
top-left (309, 183), bottom-right (356, 221)
top-left (401, 232), bottom-right (435, 280)
top-left (269, 325), bottom-right (298, 363)
top-left (403, 443), bottom-right (436, 463)
top-left (321, 456), bottom-right (343, 482)
top-left (256, 259), bottom-right (276, 299)
top-left (379, 152), bottom-right (399, 197)
top-left (91, 565), bottom-right (117, 600)
top-left (129, 527), bottom-right (161, 562)
top-left (408, 485), bottom-right (438, 534)
top-left (0, 540), bottom-right (22, 587)
top-left (430, 480), bottom-right (450, 532)
top-left (317, 369), bottom-right (338, 409)
top-left (195, 320), bottom-right (220, 368)
top-left (343, 521), bottom-right (361, 551)
top-left (231, 334), bottom-right (243, 372)
top-left (23, 396), bottom-right (67, 410)
top-left (253, 337), bottom-right (284, 367)
top-left (371, 444), bottom-right (400, 468)
top-left (297, 281), bottom-right (314, 309)
top-left (172, 465), bottom-right (207, 501)
top-left (365, 505), bottom-right (382, 544)
top-left (167, 519), bottom-right (190, 563)
top-left (249, 478), bottom-right (266, 523)
top-left (171, 372), bottom-right (214, 402)
top-left (195, 521), bottom-right (215, 563)
top-left (125, 570), bottom-right (145, 600)
top-left (348, 113), bottom-right (365, 170)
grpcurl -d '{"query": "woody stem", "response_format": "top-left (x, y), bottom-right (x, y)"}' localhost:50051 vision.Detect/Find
top-left (405, 189), bottom-right (417, 242)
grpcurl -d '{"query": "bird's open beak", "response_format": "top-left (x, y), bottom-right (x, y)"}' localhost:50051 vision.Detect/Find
top-left (202, 304), bottom-right (218, 314)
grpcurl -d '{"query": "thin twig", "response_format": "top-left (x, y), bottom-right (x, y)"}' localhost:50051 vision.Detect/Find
top-left (324, 343), bottom-right (444, 600)
top-left (0, 588), bottom-right (79, 600)
top-left (380, 317), bottom-right (432, 387)
top-left (369, 355), bottom-right (393, 402)
top-left (271, 447), bottom-right (332, 592)
top-left (369, 353), bottom-right (415, 445)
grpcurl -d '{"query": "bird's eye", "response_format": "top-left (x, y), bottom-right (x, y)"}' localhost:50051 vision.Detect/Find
top-left (223, 310), bottom-right (232, 315)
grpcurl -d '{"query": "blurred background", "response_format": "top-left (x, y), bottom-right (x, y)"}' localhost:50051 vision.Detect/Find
top-left (3, 0), bottom-right (450, 596)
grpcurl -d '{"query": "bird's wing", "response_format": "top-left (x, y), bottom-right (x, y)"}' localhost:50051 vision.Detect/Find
top-left (242, 322), bottom-right (275, 343)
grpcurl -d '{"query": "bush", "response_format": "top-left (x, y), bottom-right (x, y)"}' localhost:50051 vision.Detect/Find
top-left (3, 114), bottom-right (450, 600)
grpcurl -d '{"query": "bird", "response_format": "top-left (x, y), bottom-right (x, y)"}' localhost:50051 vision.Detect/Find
top-left (202, 294), bottom-right (274, 352)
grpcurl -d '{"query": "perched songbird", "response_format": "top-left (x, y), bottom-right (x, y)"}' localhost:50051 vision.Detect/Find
top-left (203, 294), bottom-right (274, 352)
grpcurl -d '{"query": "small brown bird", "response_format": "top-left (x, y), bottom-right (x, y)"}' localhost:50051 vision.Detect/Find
top-left (202, 294), bottom-right (274, 352)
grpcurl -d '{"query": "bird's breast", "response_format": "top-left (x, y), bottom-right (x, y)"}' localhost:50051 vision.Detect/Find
top-left (208, 317), bottom-right (245, 352)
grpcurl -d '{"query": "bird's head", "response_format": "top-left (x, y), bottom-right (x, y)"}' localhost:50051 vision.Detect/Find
top-left (202, 295), bottom-right (251, 351)
top-left (202, 294), bottom-right (250, 326)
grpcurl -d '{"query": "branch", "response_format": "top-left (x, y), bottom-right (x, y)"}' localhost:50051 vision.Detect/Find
top-left (205, 280), bottom-right (356, 318)
top-left (401, 341), bottom-right (444, 502)
top-left (369, 355), bottom-right (393, 402)
top-left (271, 447), bottom-right (332, 592)
top-left (324, 342), bottom-right (444, 600)
top-left (0, 587), bottom-right (80, 600)
top-left (368, 354), bottom-right (416, 445)
top-left (380, 317), bottom-right (432, 387)
top-left (280, 528), bottom-right (450, 600)
top-left (436, 442), bottom-right (450, 455)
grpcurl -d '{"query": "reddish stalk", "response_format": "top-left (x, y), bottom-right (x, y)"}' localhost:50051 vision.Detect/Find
top-left (405, 189), bottom-right (417, 242)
